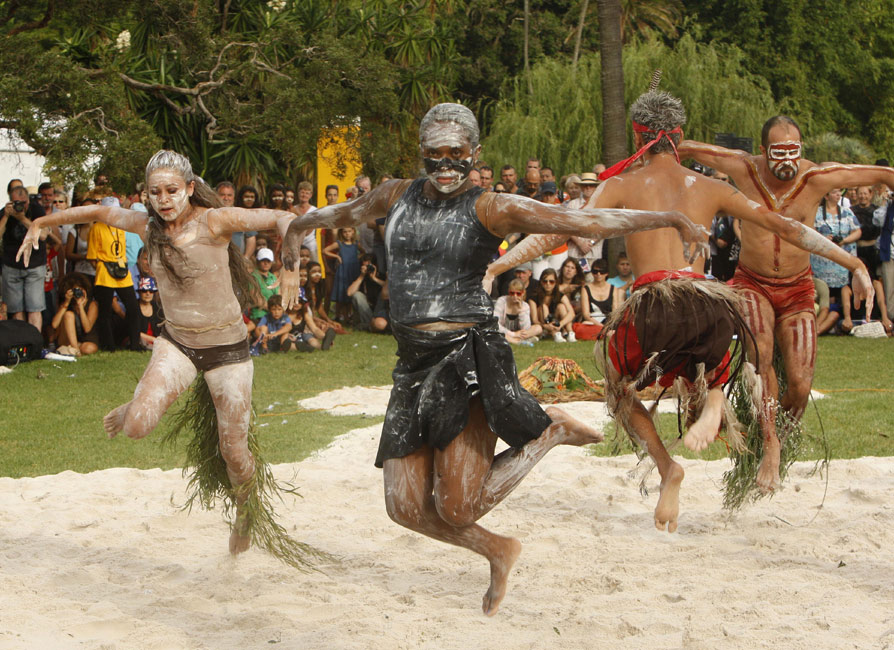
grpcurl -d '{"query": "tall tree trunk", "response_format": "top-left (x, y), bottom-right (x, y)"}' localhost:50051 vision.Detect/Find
top-left (596, 0), bottom-right (627, 270)
top-left (597, 0), bottom-right (626, 166)
top-left (572, 0), bottom-right (589, 68)
top-left (524, 0), bottom-right (533, 95)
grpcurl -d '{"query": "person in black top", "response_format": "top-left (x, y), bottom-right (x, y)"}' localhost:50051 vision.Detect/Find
top-left (1, 184), bottom-right (46, 331)
top-left (281, 103), bottom-right (705, 616)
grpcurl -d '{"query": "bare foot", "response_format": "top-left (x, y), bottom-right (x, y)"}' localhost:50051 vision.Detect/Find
top-left (544, 407), bottom-right (604, 446)
top-left (103, 403), bottom-right (130, 438)
top-left (654, 462), bottom-right (684, 533)
top-left (683, 388), bottom-right (724, 452)
top-left (228, 505), bottom-right (252, 556)
top-left (482, 537), bottom-right (522, 616)
top-left (756, 439), bottom-right (781, 493)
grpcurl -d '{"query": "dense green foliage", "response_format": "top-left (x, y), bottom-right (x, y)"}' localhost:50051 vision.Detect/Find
top-left (1, 0), bottom-right (893, 188)
top-left (481, 35), bottom-right (778, 174)
top-left (688, 0), bottom-right (894, 157)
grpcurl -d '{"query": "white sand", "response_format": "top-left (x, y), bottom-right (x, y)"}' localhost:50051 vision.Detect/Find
top-left (1, 386), bottom-right (892, 650)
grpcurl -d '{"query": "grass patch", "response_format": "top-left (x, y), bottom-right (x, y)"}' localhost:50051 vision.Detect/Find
top-left (2, 332), bottom-right (892, 478)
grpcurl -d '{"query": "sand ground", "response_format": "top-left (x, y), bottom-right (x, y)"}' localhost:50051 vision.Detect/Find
top-left (1, 387), bottom-right (892, 650)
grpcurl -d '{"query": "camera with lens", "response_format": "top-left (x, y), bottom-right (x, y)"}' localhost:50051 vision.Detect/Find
top-left (12, 200), bottom-right (25, 213)
top-left (72, 287), bottom-right (85, 299)
top-left (831, 235), bottom-right (843, 244)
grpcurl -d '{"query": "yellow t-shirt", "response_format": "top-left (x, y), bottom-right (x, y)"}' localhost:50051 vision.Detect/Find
top-left (87, 222), bottom-right (133, 288)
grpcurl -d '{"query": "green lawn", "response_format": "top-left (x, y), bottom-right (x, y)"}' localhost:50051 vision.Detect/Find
top-left (2, 332), bottom-right (891, 478)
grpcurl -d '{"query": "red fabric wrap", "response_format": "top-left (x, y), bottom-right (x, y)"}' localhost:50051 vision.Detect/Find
top-left (730, 264), bottom-right (815, 320)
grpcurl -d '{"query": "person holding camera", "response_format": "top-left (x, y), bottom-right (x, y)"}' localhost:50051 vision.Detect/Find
top-left (811, 188), bottom-right (861, 305)
top-left (50, 272), bottom-right (99, 356)
top-left (346, 253), bottom-right (385, 330)
top-left (87, 196), bottom-right (142, 351)
top-left (0, 183), bottom-right (47, 332)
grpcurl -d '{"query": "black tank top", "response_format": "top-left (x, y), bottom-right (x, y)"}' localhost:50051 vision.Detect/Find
top-left (584, 284), bottom-right (615, 322)
top-left (385, 178), bottom-right (497, 325)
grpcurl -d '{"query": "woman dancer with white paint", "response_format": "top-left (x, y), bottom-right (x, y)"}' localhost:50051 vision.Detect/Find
top-left (18, 150), bottom-right (317, 567)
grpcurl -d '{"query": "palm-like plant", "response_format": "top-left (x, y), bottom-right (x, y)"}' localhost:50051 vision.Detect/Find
top-left (620, 0), bottom-right (683, 43)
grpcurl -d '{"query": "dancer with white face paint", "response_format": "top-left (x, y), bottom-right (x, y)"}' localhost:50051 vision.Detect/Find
top-left (278, 103), bottom-right (706, 615)
top-left (486, 91), bottom-right (873, 531)
top-left (18, 150), bottom-right (319, 568)
top-left (678, 116), bottom-right (891, 494)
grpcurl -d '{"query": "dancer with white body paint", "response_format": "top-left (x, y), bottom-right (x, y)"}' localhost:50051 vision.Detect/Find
top-left (486, 91), bottom-right (872, 531)
top-left (18, 151), bottom-right (318, 566)
top-left (277, 103), bottom-right (706, 615)
top-left (678, 116), bottom-right (887, 493)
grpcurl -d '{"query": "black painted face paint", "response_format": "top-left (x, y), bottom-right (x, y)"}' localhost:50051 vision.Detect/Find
top-left (423, 156), bottom-right (474, 176)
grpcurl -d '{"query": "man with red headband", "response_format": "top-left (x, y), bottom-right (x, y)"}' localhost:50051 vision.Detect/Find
top-left (486, 92), bottom-right (872, 532)
top-left (677, 117), bottom-right (892, 493)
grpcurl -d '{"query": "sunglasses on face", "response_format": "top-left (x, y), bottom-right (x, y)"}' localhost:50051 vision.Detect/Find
top-left (541, 279), bottom-right (556, 285)
top-left (53, 199), bottom-right (67, 204)
top-left (494, 189), bottom-right (505, 193)
top-left (508, 290), bottom-right (524, 297)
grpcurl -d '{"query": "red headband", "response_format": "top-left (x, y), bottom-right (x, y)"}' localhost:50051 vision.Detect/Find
top-left (598, 120), bottom-right (683, 181)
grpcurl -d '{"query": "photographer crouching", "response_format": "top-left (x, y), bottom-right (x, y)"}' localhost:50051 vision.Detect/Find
top-left (50, 272), bottom-right (99, 356)
top-left (346, 253), bottom-right (389, 332)
top-left (0, 183), bottom-right (47, 333)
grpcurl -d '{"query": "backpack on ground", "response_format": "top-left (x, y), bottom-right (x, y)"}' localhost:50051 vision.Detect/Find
top-left (0, 320), bottom-right (44, 366)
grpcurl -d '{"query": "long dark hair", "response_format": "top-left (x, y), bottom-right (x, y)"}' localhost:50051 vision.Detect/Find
top-left (58, 272), bottom-right (94, 304)
top-left (533, 268), bottom-right (559, 307)
top-left (143, 150), bottom-right (257, 311)
top-left (236, 184), bottom-right (260, 209)
top-left (560, 257), bottom-right (585, 286)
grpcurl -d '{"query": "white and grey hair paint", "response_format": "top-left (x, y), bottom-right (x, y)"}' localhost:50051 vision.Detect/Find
top-left (630, 91), bottom-right (687, 155)
top-left (419, 103), bottom-right (480, 148)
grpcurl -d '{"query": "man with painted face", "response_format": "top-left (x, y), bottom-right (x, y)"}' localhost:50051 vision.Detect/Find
top-left (485, 93), bottom-right (873, 532)
top-left (280, 103), bottom-right (705, 616)
top-left (677, 116), bottom-right (891, 493)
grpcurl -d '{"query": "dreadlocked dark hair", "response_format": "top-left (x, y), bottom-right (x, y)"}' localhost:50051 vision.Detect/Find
top-left (143, 150), bottom-right (257, 311)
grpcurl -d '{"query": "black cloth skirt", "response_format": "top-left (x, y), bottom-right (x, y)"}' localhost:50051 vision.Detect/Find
top-left (375, 319), bottom-right (552, 467)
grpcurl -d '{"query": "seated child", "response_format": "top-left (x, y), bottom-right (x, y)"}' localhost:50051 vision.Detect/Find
top-left (253, 295), bottom-right (292, 354)
top-left (286, 288), bottom-right (336, 352)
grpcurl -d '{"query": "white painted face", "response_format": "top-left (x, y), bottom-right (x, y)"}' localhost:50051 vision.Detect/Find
top-left (147, 169), bottom-right (194, 221)
top-left (420, 122), bottom-right (478, 194)
top-left (766, 141), bottom-right (802, 181)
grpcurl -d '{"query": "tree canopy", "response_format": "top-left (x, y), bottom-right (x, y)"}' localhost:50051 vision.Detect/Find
top-left (2, 0), bottom-right (893, 190)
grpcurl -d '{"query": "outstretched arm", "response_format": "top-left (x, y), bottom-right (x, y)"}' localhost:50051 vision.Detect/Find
top-left (481, 192), bottom-right (707, 261)
top-left (16, 206), bottom-right (148, 266)
top-left (723, 188), bottom-right (873, 306)
top-left (677, 140), bottom-right (751, 178)
top-left (282, 180), bottom-right (409, 271)
top-left (206, 207), bottom-right (296, 244)
top-left (279, 180), bottom-right (408, 309)
top-left (804, 163), bottom-right (894, 193)
top-left (484, 234), bottom-right (566, 290)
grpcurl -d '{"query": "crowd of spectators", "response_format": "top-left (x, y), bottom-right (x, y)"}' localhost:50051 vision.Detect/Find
top-left (2, 155), bottom-right (891, 360)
